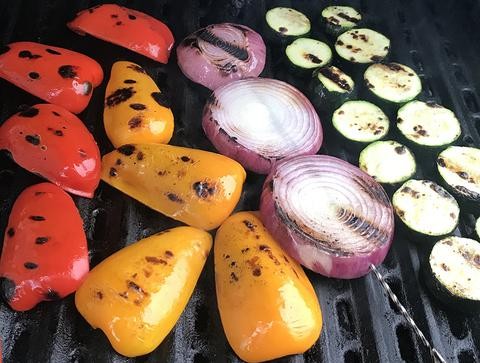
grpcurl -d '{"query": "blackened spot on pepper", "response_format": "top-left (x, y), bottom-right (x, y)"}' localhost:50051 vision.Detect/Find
top-left (115, 158), bottom-right (122, 165)
top-left (129, 103), bottom-right (146, 110)
top-left (52, 111), bottom-right (61, 116)
top-left (259, 245), bottom-right (270, 251)
top-left (0, 277), bottom-right (16, 302)
top-left (241, 247), bottom-right (250, 253)
top-left (127, 64), bottom-right (146, 74)
top-left (230, 261), bottom-right (236, 267)
top-left (111, 14), bottom-right (118, 18)
top-left (29, 72), bottom-right (40, 79)
top-left (26, 134), bottom-right (41, 145)
top-left (243, 220), bottom-right (256, 232)
top-left (46, 48), bottom-right (61, 55)
top-left (34, 191), bottom-right (45, 196)
top-left (19, 50), bottom-right (41, 59)
top-left (7, 228), bottom-right (14, 237)
top-left (24, 262), bottom-right (38, 269)
top-left (124, 79), bottom-right (136, 84)
top-left (109, 167), bottom-right (118, 177)
top-left (230, 272), bottom-right (239, 282)
top-left (151, 92), bottom-right (170, 108)
top-left (193, 181), bottom-right (216, 198)
top-left (58, 65), bottom-right (77, 79)
top-left (95, 291), bottom-right (104, 299)
top-left (118, 291), bottom-right (128, 299)
top-left (0, 45), bottom-right (10, 55)
top-left (106, 87), bottom-right (135, 107)
top-left (252, 267), bottom-right (262, 276)
top-left (44, 289), bottom-right (60, 300)
top-left (128, 14), bottom-right (136, 20)
top-left (137, 152), bottom-right (144, 161)
top-left (128, 116), bottom-right (142, 129)
top-left (35, 237), bottom-right (49, 244)
top-left (116, 21), bottom-right (123, 26)
top-left (54, 130), bottom-right (63, 136)
top-left (166, 193), bottom-right (183, 203)
top-left (117, 144), bottom-right (136, 155)
top-left (165, 250), bottom-right (174, 258)
top-left (30, 215), bottom-right (45, 221)
top-left (145, 256), bottom-right (167, 265)
top-left (181, 156), bottom-right (190, 162)
top-left (127, 280), bottom-right (146, 295)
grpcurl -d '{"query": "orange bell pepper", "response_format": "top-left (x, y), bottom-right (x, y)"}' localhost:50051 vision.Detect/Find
top-left (75, 227), bottom-right (212, 357)
top-left (215, 212), bottom-right (323, 362)
top-left (101, 143), bottom-right (246, 230)
top-left (104, 61), bottom-right (174, 147)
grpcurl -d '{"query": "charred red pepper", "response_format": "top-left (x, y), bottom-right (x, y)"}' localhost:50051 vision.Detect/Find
top-left (0, 182), bottom-right (89, 311)
top-left (0, 42), bottom-right (103, 114)
top-left (0, 104), bottom-right (101, 198)
top-left (68, 4), bottom-right (174, 64)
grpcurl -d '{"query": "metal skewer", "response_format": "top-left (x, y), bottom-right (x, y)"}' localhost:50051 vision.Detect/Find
top-left (369, 264), bottom-right (447, 363)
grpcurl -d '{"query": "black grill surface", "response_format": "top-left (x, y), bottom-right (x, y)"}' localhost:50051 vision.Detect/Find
top-left (0, 0), bottom-right (479, 362)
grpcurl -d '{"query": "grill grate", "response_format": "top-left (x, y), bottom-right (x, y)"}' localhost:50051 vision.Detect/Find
top-left (0, 0), bottom-right (479, 362)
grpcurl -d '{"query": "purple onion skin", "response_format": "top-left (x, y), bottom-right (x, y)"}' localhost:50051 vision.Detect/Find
top-left (177, 23), bottom-right (266, 90)
top-left (259, 166), bottom-right (394, 279)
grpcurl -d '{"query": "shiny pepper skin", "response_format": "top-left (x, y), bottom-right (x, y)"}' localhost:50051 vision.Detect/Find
top-left (104, 61), bottom-right (174, 147)
top-left (0, 42), bottom-right (103, 114)
top-left (68, 4), bottom-right (175, 64)
top-left (0, 183), bottom-right (89, 311)
top-left (75, 227), bottom-right (212, 357)
top-left (0, 104), bottom-right (101, 198)
top-left (101, 143), bottom-right (246, 230)
top-left (215, 212), bottom-right (323, 362)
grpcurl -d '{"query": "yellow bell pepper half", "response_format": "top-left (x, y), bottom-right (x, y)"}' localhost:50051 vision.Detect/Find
top-left (75, 227), bottom-right (212, 357)
top-left (104, 61), bottom-right (174, 147)
top-left (215, 212), bottom-right (323, 362)
top-left (101, 143), bottom-right (246, 230)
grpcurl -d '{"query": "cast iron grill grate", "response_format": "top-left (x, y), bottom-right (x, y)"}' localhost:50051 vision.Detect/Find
top-left (0, 0), bottom-right (479, 362)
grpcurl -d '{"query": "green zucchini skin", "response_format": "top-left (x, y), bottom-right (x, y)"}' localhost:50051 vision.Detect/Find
top-left (422, 237), bottom-right (480, 313)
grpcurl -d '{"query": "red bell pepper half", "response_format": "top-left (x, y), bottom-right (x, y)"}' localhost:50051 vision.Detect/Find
top-left (0, 42), bottom-right (103, 114)
top-left (0, 182), bottom-right (89, 311)
top-left (68, 4), bottom-right (174, 64)
top-left (0, 104), bottom-right (101, 198)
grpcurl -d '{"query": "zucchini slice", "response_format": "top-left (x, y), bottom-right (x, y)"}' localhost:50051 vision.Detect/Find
top-left (332, 100), bottom-right (389, 143)
top-left (285, 38), bottom-right (332, 70)
top-left (310, 66), bottom-right (355, 111)
top-left (359, 140), bottom-right (416, 184)
top-left (364, 62), bottom-right (422, 103)
top-left (397, 101), bottom-right (461, 148)
top-left (476, 217), bottom-right (480, 240)
top-left (424, 236), bottom-right (480, 311)
top-left (392, 179), bottom-right (459, 239)
top-left (335, 28), bottom-right (390, 64)
top-left (437, 146), bottom-right (480, 204)
top-left (266, 7), bottom-right (310, 39)
top-left (321, 6), bottom-right (362, 36)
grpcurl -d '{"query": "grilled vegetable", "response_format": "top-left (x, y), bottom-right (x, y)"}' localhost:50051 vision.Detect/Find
top-left (260, 155), bottom-right (394, 279)
top-left (436, 146), bottom-right (480, 208)
top-left (177, 23), bottom-right (266, 90)
top-left (392, 179), bottom-right (459, 241)
top-left (332, 100), bottom-right (389, 146)
top-left (335, 28), bottom-right (390, 64)
top-left (202, 78), bottom-right (322, 174)
top-left (0, 104), bottom-right (100, 198)
top-left (359, 141), bottom-right (416, 186)
top-left (310, 66), bottom-right (355, 112)
top-left (104, 61), bottom-right (174, 147)
top-left (265, 7), bottom-right (310, 43)
top-left (364, 62), bottom-right (422, 104)
top-left (423, 236), bottom-right (480, 312)
top-left (101, 144), bottom-right (245, 230)
top-left (476, 217), bottom-right (480, 240)
top-left (397, 101), bottom-right (461, 150)
top-left (215, 212), bottom-right (322, 362)
top-left (321, 6), bottom-right (362, 37)
top-left (0, 183), bottom-right (89, 311)
top-left (285, 38), bottom-right (332, 72)
top-left (68, 4), bottom-right (174, 64)
top-left (75, 227), bottom-right (212, 357)
top-left (0, 42), bottom-right (103, 114)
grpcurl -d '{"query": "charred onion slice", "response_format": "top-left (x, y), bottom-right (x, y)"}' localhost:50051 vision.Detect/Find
top-left (177, 23), bottom-right (266, 90)
top-left (260, 155), bottom-right (394, 279)
top-left (202, 78), bottom-right (322, 174)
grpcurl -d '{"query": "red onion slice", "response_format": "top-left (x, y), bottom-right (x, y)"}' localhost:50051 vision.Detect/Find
top-left (177, 23), bottom-right (266, 90)
top-left (260, 155), bottom-right (394, 279)
top-left (203, 78), bottom-right (323, 174)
